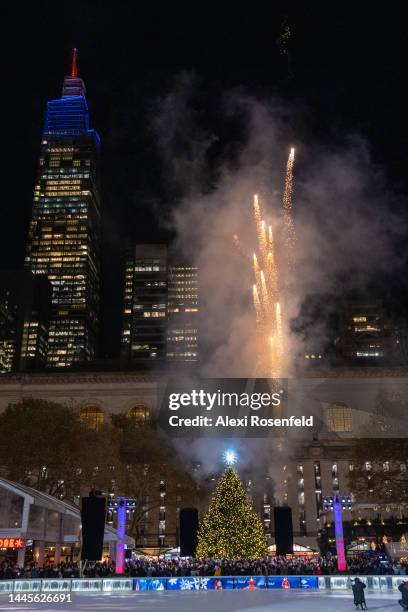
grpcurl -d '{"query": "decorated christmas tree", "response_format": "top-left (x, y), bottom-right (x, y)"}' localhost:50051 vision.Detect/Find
top-left (196, 467), bottom-right (268, 559)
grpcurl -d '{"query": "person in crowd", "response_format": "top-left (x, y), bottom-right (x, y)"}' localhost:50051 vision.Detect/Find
top-left (398, 580), bottom-right (408, 610)
top-left (352, 577), bottom-right (367, 610)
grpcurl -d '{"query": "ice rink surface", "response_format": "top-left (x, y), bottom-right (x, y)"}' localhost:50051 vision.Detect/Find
top-left (0, 590), bottom-right (402, 612)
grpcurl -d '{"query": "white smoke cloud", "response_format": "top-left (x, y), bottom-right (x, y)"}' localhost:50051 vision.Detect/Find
top-left (155, 84), bottom-right (405, 375)
top-left (153, 75), bottom-right (406, 476)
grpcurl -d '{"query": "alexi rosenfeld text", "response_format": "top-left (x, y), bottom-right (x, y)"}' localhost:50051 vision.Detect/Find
top-left (166, 389), bottom-right (314, 429)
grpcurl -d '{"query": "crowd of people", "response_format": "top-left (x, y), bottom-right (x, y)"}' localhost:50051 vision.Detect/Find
top-left (125, 555), bottom-right (406, 577)
top-left (0, 560), bottom-right (113, 579)
top-left (1, 554), bottom-right (407, 579)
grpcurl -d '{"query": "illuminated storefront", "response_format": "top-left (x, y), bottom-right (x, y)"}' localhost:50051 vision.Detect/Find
top-left (267, 543), bottom-right (317, 557)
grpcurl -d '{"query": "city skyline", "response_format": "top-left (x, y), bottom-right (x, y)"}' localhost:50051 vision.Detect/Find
top-left (1, 47), bottom-right (408, 372)
top-left (2, 8), bottom-right (408, 365)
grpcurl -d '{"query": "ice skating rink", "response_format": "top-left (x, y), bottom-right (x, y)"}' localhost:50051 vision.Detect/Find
top-left (0, 590), bottom-right (402, 611)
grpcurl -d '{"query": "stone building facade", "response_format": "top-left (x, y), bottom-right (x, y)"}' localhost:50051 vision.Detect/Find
top-left (1, 368), bottom-right (407, 552)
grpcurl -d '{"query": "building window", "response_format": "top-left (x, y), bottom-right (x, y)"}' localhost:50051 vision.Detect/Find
top-left (326, 404), bottom-right (352, 432)
top-left (80, 406), bottom-right (105, 430)
top-left (297, 463), bottom-right (307, 535)
top-left (127, 405), bottom-right (150, 427)
top-left (314, 462), bottom-right (323, 520)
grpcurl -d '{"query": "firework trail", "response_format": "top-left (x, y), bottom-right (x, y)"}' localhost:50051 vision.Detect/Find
top-left (233, 149), bottom-right (296, 379)
top-left (282, 148), bottom-right (296, 270)
top-left (253, 253), bottom-right (261, 288)
top-left (253, 195), bottom-right (266, 253)
top-left (252, 284), bottom-right (262, 323)
top-left (275, 301), bottom-right (283, 363)
top-left (266, 225), bottom-right (279, 301)
top-left (251, 194), bottom-right (283, 378)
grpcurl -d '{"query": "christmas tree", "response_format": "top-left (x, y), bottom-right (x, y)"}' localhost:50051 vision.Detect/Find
top-left (196, 467), bottom-right (268, 559)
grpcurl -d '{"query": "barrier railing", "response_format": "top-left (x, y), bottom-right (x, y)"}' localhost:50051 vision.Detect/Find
top-left (0, 575), bottom-right (406, 594)
top-left (71, 579), bottom-right (103, 592)
top-left (103, 578), bottom-right (133, 591)
top-left (13, 580), bottom-right (42, 592)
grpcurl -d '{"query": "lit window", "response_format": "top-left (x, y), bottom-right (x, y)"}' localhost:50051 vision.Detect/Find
top-left (326, 404), bottom-right (352, 432)
top-left (80, 406), bottom-right (105, 430)
top-left (127, 405), bottom-right (150, 427)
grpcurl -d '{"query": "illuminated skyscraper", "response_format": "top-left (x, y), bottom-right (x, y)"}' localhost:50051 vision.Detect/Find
top-left (25, 50), bottom-right (101, 367)
top-left (335, 299), bottom-right (392, 364)
top-left (120, 247), bottom-right (199, 365)
top-left (167, 264), bottom-right (199, 361)
top-left (0, 271), bottom-right (51, 372)
top-left (0, 301), bottom-right (15, 373)
top-left (121, 245), bottom-right (168, 362)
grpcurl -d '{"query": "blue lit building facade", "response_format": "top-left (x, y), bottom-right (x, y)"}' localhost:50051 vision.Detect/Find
top-left (25, 56), bottom-right (101, 367)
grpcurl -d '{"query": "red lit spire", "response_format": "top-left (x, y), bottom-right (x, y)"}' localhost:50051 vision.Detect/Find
top-left (71, 48), bottom-right (78, 78)
top-left (62, 48), bottom-right (86, 98)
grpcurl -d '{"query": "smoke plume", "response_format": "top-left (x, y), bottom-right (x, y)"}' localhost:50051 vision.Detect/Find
top-left (153, 74), bottom-right (405, 477)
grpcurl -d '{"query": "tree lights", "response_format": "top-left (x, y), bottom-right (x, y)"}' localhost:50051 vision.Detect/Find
top-left (196, 467), bottom-right (267, 559)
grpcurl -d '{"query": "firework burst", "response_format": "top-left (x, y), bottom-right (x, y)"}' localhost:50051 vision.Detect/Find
top-left (251, 194), bottom-right (283, 378)
top-left (234, 149), bottom-right (296, 378)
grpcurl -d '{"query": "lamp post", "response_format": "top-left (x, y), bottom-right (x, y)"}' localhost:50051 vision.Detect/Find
top-left (107, 497), bottom-right (137, 574)
top-left (323, 494), bottom-right (353, 572)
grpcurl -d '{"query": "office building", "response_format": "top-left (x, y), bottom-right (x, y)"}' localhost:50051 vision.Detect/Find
top-left (0, 271), bottom-right (51, 372)
top-left (335, 300), bottom-right (393, 365)
top-left (121, 245), bottom-right (168, 362)
top-left (121, 246), bottom-right (199, 365)
top-left (25, 50), bottom-right (101, 368)
top-left (167, 264), bottom-right (198, 361)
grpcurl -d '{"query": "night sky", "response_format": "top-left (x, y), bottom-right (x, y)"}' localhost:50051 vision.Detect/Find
top-left (2, 5), bottom-right (407, 357)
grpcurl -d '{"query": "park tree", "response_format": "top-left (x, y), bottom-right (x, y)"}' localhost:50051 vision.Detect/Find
top-left (110, 412), bottom-right (204, 544)
top-left (0, 399), bottom-right (207, 545)
top-left (0, 398), bottom-right (122, 503)
top-left (195, 467), bottom-right (267, 559)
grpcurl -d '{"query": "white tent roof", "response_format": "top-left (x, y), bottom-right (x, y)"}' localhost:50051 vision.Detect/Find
top-left (0, 477), bottom-right (134, 546)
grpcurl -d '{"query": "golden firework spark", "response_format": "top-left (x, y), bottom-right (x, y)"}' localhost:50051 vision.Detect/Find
top-left (282, 147), bottom-right (296, 269)
top-left (275, 302), bottom-right (283, 357)
top-left (234, 150), bottom-right (297, 379)
top-left (268, 225), bottom-right (273, 250)
top-left (253, 253), bottom-right (261, 287)
top-left (253, 194), bottom-right (265, 250)
top-left (260, 220), bottom-right (268, 256)
top-left (252, 284), bottom-right (262, 322)
top-left (251, 194), bottom-right (284, 378)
